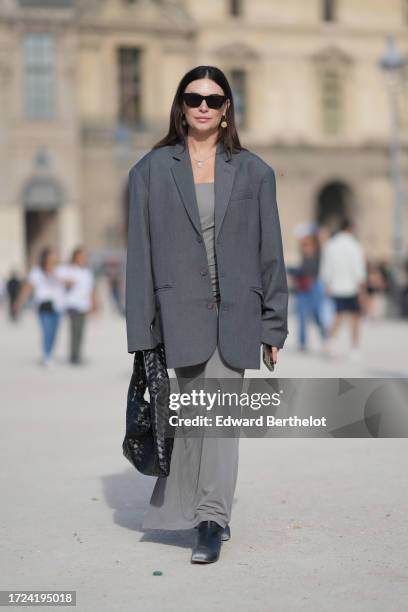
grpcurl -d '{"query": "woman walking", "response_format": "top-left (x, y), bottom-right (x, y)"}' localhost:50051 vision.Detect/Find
top-left (13, 246), bottom-right (67, 367)
top-left (288, 232), bottom-right (327, 352)
top-left (59, 246), bottom-right (97, 365)
top-left (125, 65), bottom-right (289, 563)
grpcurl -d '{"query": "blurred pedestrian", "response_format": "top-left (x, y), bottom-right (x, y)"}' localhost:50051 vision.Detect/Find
top-left (58, 246), bottom-right (97, 365)
top-left (13, 246), bottom-right (68, 367)
top-left (365, 260), bottom-right (387, 319)
top-left (0, 274), bottom-right (5, 304)
top-left (6, 270), bottom-right (22, 322)
top-left (288, 233), bottom-right (327, 351)
top-left (319, 218), bottom-right (367, 359)
top-left (105, 257), bottom-right (124, 315)
top-left (316, 225), bottom-right (337, 329)
top-left (400, 258), bottom-right (408, 319)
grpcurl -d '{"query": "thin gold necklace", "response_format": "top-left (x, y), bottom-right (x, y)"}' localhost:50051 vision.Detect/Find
top-left (190, 150), bottom-right (216, 168)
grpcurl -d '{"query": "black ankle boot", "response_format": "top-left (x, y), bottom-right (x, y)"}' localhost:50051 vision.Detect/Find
top-left (221, 524), bottom-right (231, 541)
top-left (194, 523), bottom-right (231, 541)
top-left (191, 520), bottom-right (223, 563)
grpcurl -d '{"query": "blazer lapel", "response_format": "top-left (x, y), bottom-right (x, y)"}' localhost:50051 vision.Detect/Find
top-left (214, 142), bottom-right (236, 244)
top-left (171, 140), bottom-right (236, 243)
top-left (171, 141), bottom-right (202, 238)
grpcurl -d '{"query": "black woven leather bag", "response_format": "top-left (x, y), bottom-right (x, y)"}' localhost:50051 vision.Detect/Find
top-left (122, 344), bottom-right (174, 477)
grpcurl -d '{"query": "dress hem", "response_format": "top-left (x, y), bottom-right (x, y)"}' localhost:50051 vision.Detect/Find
top-left (142, 515), bottom-right (228, 531)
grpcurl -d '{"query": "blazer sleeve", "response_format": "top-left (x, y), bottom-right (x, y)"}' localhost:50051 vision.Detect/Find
top-left (125, 165), bottom-right (162, 353)
top-left (258, 167), bottom-right (289, 349)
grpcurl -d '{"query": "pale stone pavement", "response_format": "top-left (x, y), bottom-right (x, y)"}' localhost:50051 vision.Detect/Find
top-left (1, 291), bottom-right (407, 612)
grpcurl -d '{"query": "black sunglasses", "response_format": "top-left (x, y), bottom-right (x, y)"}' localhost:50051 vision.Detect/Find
top-left (182, 92), bottom-right (227, 109)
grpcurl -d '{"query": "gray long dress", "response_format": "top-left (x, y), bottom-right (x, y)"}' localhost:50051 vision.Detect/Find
top-left (141, 181), bottom-right (245, 530)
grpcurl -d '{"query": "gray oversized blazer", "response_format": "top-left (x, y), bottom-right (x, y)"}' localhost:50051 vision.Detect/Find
top-left (125, 139), bottom-right (289, 370)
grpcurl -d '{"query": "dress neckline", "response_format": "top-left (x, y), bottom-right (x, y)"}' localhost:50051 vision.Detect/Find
top-left (194, 181), bottom-right (214, 185)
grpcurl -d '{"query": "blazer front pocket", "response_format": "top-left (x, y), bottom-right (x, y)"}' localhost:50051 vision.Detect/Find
top-left (249, 286), bottom-right (264, 299)
top-left (230, 189), bottom-right (254, 201)
top-left (154, 282), bottom-right (174, 293)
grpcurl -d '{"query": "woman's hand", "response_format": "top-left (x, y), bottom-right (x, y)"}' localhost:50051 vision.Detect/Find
top-left (264, 344), bottom-right (279, 364)
top-left (271, 347), bottom-right (278, 364)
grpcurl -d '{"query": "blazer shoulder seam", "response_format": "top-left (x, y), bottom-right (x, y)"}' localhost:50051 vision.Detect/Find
top-left (244, 150), bottom-right (275, 175)
top-left (260, 166), bottom-right (276, 183)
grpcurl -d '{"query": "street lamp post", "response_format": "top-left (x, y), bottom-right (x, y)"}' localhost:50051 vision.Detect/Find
top-left (378, 35), bottom-right (407, 288)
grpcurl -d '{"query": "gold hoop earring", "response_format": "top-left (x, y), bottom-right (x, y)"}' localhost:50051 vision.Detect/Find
top-left (220, 114), bottom-right (227, 128)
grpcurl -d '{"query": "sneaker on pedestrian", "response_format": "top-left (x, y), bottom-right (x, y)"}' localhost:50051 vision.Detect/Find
top-left (323, 337), bottom-right (339, 358)
top-left (40, 356), bottom-right (55, 368)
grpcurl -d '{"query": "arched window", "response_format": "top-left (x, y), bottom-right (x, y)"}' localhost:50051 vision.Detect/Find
top-left (23, 177), bottom-right (63, 210)
top-left (316, 181), bottom-right (353, 233)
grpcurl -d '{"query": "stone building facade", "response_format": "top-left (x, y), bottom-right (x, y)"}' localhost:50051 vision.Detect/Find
top-left (0, 0), bottom-right (407, 275)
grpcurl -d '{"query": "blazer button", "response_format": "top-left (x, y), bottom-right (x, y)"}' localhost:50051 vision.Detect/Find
top-left (196, 235), bottom-right (203, 243)
top-left (207, 302), bottom-right (214, 309)
top-left (201, 269), bottom-right (208, 276)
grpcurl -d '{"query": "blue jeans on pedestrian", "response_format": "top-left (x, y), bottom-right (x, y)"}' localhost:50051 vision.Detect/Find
top-left (38, 310), bottom-right (60, 358)
top-left (296, 279), bottom-right (327, 348)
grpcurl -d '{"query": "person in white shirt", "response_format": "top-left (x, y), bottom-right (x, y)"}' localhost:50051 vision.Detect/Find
top-left (58, 246), bottom-right (97, 365)
top-left (319, 219), bottom-right (367, 358)
top-left (13, 246), bottom-right (69, 366)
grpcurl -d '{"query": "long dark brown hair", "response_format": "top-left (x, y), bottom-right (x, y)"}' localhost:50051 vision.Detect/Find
top-left (152, 65), bottom-right (246, 157)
